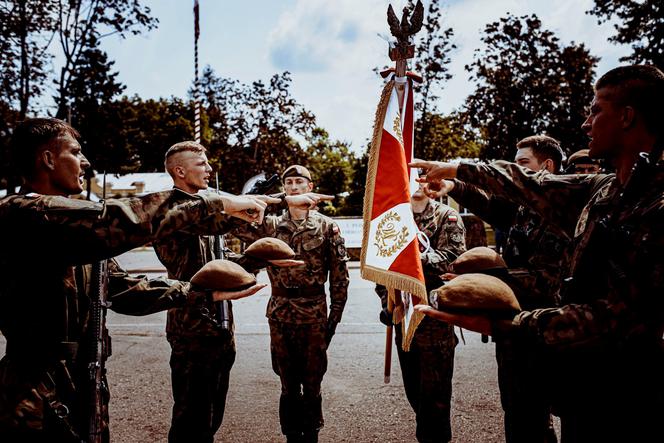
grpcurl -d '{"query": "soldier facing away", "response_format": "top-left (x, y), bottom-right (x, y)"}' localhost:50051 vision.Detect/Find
top-left (231, 164), bottom-right (349, 443)
top-left (376, 180), bottom-right (465, 443)
top-left (412, 64), bottom-right (664, 443)
top-left (0, 118), bottom-right (272, 442)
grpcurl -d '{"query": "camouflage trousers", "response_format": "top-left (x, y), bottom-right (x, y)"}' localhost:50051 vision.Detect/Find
top-left (395, 317), bottom-right (457, 443)
top-left (167, 335), bottom-right (236, 443)
top-left (269, 320), bottom-right (328, 437)
top-left (495, 337), bottom-right (557, 443)
top-left (0, 354), bottom-right (109, 443)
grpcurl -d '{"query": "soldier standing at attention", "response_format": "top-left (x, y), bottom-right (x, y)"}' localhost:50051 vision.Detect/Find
top-left (376, 180), bottom-right (465, 443)
top-left (153, 142), bottom-right (302, 443)
top-left (413, 65), bottom-right (664, 443)
top-left (431, 135), bottom-right (568, 443)
top-left (0, 118), bottom-right (272, 442)
top-left (232, 165), bottom-right (349, 443)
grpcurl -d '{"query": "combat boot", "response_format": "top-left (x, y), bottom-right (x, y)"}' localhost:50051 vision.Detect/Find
top-left (286, 433), bottom-right (303, 443)
top-left (302, 430), bottom-right (319, 443)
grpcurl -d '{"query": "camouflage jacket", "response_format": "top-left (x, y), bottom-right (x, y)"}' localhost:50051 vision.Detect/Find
top-left (152, 189), bottom-right (263, 341)
top-left (232, 210), bottom-right (349, 324)
top-left (0, 190), bottom-right (241, 434)
top-left (0, 189), bottom-right (238, 351)
top-left (450, 179), bottom-right (572, 309)
top-left (455, 160), bottom-right (664, 349)
top-left (377, 200), bottom-right (466, 307)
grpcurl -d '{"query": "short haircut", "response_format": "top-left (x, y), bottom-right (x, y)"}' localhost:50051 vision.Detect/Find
top-left (11, 118), bottom-right (80, 179)
top-left (595, 65), bottom-right (664, 138)
top-left (164, 141), bottom-right (207, 174)
top-left (516, 135), bottom-right (565, 171)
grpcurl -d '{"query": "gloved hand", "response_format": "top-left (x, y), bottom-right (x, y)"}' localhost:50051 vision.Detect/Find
top-left (325, 318), bottom-right (338, 347)
top-left (379, 307), bottom-right (393, 326)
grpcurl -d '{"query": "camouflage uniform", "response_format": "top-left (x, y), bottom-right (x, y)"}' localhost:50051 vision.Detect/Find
top-left (450, 179), bottom-right (571, 443)
top-left (152, 190), bottom-right (261, 443)
top-left (377, 200), bottom-right (465, 443)
top-left (232, 209), bottom-right (349, 441)
top-left (0, 190), bottom-right (241, 442)
top-left (455, 160), bottom-right (664, 442)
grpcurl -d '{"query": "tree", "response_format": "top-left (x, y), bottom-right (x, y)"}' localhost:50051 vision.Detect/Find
top-left (416, 112), bottom-right (481, 160)
top-left (464, 14), bottom-right (598, 160)
top-left (588, 0), bottom-right (664, 70)
top-left (305, 128), bottom-right (356, 215)
top-left (197, 68), bottom-right (317, 193)
top-left (52, 0), bottom-right (158, 118)
top-left (338, 151), bottom-right (369, 216)
top-left (405, 0), bottom-right (456, 157)
top-left (67, 34), bottom-right (128, 175)
top-left (0, 0), bottom-right (55, 118)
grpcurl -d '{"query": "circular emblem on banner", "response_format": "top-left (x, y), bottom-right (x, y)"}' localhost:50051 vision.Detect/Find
top-left (374, 211), bottom-right (409, 257)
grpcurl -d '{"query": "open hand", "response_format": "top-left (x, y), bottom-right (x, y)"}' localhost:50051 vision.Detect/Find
top-left (414, 305), bottom-right (493, 335)
top-left (268, 259), bottom-right (305, 267)
top-left (211, 283), bottom-right (268, 301)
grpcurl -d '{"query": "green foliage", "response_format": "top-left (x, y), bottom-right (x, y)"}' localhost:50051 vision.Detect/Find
top-left (197, 68), bottom-right (317, 193)
top-left (415, 112), bottom-right (481, 161)
top-left (588, 0), bottom-right (664, 70)
top-left (305, 128), bottom-right (356, 215)
top-left (464, 14), bottom-right (598, 160)
top-left (338, 151), bottom-right (369, 216)
top-left (0, 0), bottom-right (56, 117)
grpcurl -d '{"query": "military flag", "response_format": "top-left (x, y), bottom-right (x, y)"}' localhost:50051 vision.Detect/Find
top-left (361, 69), bottom-right (427, 352)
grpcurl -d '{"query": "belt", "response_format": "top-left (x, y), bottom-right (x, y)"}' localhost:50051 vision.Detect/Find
top-left (271, 285), bottom-right (325, 298)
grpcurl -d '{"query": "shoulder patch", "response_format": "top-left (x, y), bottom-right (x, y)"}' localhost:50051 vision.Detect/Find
top-left (448, 214), bottom-right (458, 223)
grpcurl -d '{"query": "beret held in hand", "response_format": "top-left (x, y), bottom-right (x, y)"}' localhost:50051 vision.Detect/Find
top-left (191, 259), bottom-right (256, 291)
top-left (244, 237), bottom-right (296, 260)
top-left (452, 247), bottom-right (507, 275)
top-left (432, 273), bottom-right (520, 319)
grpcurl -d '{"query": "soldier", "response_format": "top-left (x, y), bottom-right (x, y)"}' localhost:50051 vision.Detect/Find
top-left (376, 180), bottom-right (465, 443)
top-left (0, 118), bottom-right (273, 442)
top-left (153, 142), bottom-right (302, 443)
top-left (430, 135), bottom-right (568, 443)
top-left (231, 164), bottom-right (349, 443)
top-left (412, 65), bottom-right (664, 442)
top-left (565, 149), bottom-right (602, 174)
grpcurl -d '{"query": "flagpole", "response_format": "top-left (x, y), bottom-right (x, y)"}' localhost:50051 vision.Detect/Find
top-left (193, 0), bottom-right (201, 143)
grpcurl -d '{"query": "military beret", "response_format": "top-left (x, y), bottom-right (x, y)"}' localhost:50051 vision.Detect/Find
top-left (281, 164), bottom-right (312, 182)
top-left (244, 237), bottom-right (296, 260)
top-left (452, 247), bottom-right (507, 275)
top-left (191, 259), bottom-right (256, 291)
top-left (567, 149), bottom-right (592, 165)
top-left (432, 273), bottom-right (521, 318)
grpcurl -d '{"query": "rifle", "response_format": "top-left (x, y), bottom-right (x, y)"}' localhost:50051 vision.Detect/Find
top-left (88, 173), bottom-right (111, 443)
top-left (213, 172), bottom-right (232, 330)
top-left (246, 173), bottom-right (280, 196)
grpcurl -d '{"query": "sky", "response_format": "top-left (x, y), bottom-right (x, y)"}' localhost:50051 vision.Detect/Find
top-left (100, 0), bottom-right (630, 154)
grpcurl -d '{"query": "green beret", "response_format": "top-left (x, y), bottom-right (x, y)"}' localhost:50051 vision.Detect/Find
top-left (281, 164), bottom-right (312, 182)
top-left (432, 273), bottom-right (521, 318)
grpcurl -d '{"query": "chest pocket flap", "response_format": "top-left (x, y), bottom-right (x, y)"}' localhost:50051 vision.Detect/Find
top-left (302, 235), bottom-right (325, 251)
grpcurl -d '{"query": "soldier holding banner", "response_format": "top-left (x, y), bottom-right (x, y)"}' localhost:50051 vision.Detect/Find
top-left (376, 180), bottom-right (465, 443)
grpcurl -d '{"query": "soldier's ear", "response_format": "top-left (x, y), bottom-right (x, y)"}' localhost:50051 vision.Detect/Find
top-left (174, 165), bottom-right (186, 179)
top-left (621, 106), bottom-right (636, 129)
top-left (41, 150), bottom-right (56, 171)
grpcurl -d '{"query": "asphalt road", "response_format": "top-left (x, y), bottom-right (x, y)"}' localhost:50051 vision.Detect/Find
top-left (1, 248), bottom-right (531, 442)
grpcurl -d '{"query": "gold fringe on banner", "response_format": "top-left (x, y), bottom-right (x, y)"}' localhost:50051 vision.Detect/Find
top-left (360, 78), bottom-right (428, 352)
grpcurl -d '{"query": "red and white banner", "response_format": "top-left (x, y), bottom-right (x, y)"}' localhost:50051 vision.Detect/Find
top-left (361, 75), bottom-right (427, 350)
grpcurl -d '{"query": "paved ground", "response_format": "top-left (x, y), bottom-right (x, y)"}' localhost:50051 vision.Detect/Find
top-left (1, 248), bottom-right (554, 442)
